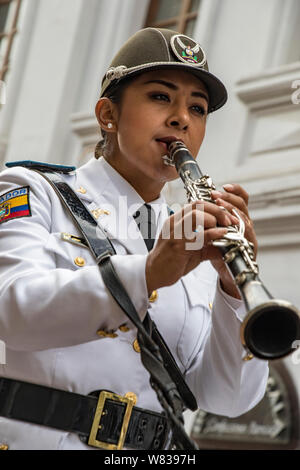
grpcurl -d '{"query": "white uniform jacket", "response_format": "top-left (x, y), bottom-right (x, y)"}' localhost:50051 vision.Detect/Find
top-left (0, 156), bottom-right (268, 450)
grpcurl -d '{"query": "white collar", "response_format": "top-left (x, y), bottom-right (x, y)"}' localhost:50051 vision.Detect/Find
top-left (100, 156), bottom-right (166, 217)
top-left (75, 157), bottom-right (170, 252)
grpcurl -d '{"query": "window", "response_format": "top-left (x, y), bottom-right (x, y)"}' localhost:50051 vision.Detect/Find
top-left (0, 0), bottom-right (22, 81)
top-left (145, 0), bottom-right (201, 36)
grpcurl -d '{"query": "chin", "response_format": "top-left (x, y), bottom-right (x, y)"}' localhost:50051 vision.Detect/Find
top-left (159, 164), bottom-right (178, 182)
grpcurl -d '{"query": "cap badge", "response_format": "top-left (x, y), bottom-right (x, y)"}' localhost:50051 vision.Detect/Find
top-left (170, 34), bottom-right (206, 67)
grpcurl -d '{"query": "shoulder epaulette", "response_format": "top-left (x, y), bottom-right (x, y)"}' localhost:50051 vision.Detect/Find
top-left (5, 160), bottom-right (76, 174)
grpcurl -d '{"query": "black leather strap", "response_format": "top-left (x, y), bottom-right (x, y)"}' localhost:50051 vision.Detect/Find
top-left (32, 169), bottom-right (115, 263)
top-left (0, 378), bottom-right (168, 450)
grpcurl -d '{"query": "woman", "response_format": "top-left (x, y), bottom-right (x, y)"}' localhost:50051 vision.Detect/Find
top-left (0, 28), bottom-right (268, 450)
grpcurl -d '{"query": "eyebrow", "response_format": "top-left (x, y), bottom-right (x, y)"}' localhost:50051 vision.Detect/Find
top-left (143, 79), bottom-right (209, 103)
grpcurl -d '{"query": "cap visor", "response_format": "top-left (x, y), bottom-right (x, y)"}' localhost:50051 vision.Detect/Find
top-left (103, 62), bottom-right (227, 113)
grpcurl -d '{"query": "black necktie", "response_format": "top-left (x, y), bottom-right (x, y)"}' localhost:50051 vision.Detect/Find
top-left (133, 203), bottom-right (156, 252)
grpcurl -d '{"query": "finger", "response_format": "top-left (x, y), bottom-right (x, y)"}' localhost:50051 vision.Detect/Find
top-left (180, 210), bottom-right (218, 242)
top-left (196, 200), bottom-right (237, 227)
top-left (178, 201), bottom-right (234, 230)
top-left (175, 205), bottom-right (233, 247)
top-left (233, 208), bottom-right (253, 229)
top-left (185, 199), bottom-right (234, 219)
top-left (203, 226), bottom-right (229, 246)
top-left (222, 183), bottom-right (249, 205)
top-left (214, 194), bottom-right (250, 220)
top-left (217, 205), bottom-right (240, 226)
top-left (212, 186), bottom-right (249, 216)
top-left (185, 226), bottom-right (229, 253)
top-left (171, 200), bottom-right (204, 227)
top-left (213, 198), bottom-right (254, 232)
top-left (215, 204), bottom-right (257, 256)
top-left (213, 190), bottom-right (249, 213)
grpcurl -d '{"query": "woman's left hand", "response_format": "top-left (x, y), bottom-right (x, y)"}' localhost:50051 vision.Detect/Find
top-left (210, 183), bottom-right (257, 299)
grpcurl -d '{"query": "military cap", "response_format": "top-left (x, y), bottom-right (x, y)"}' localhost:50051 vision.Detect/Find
top-left (100, 27), bottom-right (227, 113)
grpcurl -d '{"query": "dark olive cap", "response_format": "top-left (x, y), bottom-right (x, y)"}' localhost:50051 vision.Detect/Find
top-left (100, 27), bottom-right (227, 113)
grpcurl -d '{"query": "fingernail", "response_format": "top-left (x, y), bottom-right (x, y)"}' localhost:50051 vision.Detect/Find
top-left (211, 190), bottom-right (223, 198)
top-left (231, 216), bottom-right (239, 224)
top-left (216, 198), bottom-right (225, 206)
top-left (223, 184), bottom-right (234, 191)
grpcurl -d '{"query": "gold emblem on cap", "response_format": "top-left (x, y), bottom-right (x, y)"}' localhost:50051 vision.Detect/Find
top-left (77, 186), bottom-right (87, 194)
top-left (74, 256), bottom-right (85, 267)
top-left (149, 290), bottom-right (158, 302)
top-left (124, 392), bottom-right (138, 406)
top-left (170, 34), bottom-right (206, 67)
top-left (133, 339), bottom-right (141, 353)
top-left (91, 208), bottom-right (110, 219)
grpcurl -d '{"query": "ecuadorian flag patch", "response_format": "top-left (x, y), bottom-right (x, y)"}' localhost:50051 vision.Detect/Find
top-left (0, 186), bottom-right (31, 224)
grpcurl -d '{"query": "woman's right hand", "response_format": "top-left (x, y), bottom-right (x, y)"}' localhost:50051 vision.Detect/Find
top-left (145, 200), bottom-right (239, 294)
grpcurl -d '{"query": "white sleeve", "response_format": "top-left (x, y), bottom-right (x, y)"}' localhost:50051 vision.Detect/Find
top-left (0, 167), bottom-right (149, 351)
top-left (185, 276), bottom-right (269, 417)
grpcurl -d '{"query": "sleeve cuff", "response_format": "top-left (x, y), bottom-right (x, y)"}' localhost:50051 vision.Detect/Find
top-left (216, 277), bottom-right (246, 322)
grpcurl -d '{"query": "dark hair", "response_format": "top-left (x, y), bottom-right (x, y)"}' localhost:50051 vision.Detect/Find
top-left (95, 76), bottom-right (136, 159)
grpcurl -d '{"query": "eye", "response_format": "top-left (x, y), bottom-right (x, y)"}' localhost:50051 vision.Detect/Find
top-left (191, 104), bottom-right (207, 116)
top-left (150, 93), bottom-right (170, 102)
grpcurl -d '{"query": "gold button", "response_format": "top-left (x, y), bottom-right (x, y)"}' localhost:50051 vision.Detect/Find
top-left (0, 444), bottom-right (8, 450)
top-left (124, 392), bottom-right (138, 406)
top-left (77, 186), bottom-right (87, 194)
top-left (97, 330), bottom-right (107, 337)
top-left (209, 302), bottom-right (213, 310)
top-left (119, 324), bottom-right (130, 332)
top-left (149, 290), bottom-right (158, 302)
top-left (91, 208), bottom-right (110, 219)
top-left (97, 329), bottom-right (118, 338)
top-left (243, 353), bottom-right (254, 361)
top-left (133, 338), bottom-right (141, 353)
top-left (74, 256), bottom-right (85, 267)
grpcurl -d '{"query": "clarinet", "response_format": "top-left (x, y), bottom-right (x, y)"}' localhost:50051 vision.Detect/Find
top-left (168, 141), bottom-right (300, 361)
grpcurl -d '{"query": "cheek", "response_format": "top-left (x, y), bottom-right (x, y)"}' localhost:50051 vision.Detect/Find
top-left (191, 124), bottom-right (206, 156)
top-left (200, 125), bottom-right (206, 147)
top-left (117, 109), bottom-right (144, 143)
top-left (117, 108), bottom-right (157, 153)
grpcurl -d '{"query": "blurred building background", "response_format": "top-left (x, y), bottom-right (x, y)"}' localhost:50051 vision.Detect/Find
top-left (0, 0), bottom-right (300, 449)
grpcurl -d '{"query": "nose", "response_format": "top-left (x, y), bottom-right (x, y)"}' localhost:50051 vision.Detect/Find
top-left (166, 100), bottom-right (189, 131)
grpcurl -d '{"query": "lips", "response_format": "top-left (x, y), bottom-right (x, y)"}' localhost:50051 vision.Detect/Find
top-left (155, 136), bottom-right (183, 152)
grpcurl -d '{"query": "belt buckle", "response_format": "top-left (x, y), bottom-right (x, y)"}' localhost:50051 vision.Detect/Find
top-left (88, 391), bottom-right (134, 450)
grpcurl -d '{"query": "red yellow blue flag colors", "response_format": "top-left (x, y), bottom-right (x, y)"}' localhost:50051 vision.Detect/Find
top-left (0, 186), bottom-right (31, 224)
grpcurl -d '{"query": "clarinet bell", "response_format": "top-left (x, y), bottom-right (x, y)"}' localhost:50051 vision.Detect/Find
top-left (240, 298), bottom-right (300, 360)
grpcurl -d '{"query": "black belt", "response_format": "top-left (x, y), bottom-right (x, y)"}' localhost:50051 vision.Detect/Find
top-left (0, 378), bottom-right (169, 450)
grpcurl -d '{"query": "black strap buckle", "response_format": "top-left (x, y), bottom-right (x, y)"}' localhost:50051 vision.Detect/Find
top-left (88, 391), bottom-right (135, 450)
